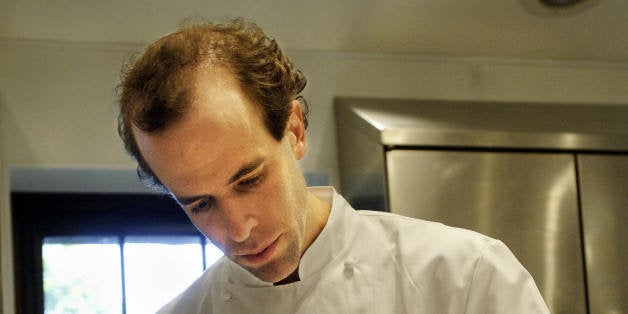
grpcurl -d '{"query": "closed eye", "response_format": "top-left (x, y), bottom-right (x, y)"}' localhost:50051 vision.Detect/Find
top-left (237, 173), bottom-right (263, 189)
top-left (189, 197), bottom-right (214, 215)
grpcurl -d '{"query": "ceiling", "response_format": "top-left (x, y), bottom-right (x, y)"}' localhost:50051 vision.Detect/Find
top-left (0, 0), bottom-right (627, 62)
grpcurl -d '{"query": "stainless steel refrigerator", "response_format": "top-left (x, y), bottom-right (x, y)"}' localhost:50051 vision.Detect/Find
top-left (335, 97), bottom-right (628, 314)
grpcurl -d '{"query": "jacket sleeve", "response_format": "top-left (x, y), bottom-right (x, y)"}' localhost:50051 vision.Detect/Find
top-left (464, 240), bottom-right (550, 314)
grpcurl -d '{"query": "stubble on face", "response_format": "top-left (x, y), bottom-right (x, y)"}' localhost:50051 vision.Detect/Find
top-left (132, 66), bottom-right (327, 284)
top-left (228, 152), bottom-right (309, 283)
top-left (237, 232), bottom-right (301, 283)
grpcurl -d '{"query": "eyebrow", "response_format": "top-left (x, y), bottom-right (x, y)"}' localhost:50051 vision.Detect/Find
top-left (228, 157), bottom-right (264, 184)
top-left (174, 157), bottom-right (265, 206)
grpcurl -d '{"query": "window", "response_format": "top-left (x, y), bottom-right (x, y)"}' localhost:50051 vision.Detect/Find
top-left (12, 193), bottom-right (223, 314)
top-left (43, 236), bottom-right (122, 313)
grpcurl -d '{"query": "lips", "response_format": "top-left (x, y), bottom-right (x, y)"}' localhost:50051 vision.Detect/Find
top-left (236, 236), bottom-right (280, 265)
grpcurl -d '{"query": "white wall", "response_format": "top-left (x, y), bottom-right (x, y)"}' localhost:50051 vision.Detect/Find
top-left (1, 38), bottom-right (628, 313)
top-left (0, 39), bottom-right (138, 168)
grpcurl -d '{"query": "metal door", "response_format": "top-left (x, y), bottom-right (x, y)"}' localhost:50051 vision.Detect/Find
top-left (386, 150), bottom-right (586, 314)
top-left (578, 154), bottom-right (628, 314)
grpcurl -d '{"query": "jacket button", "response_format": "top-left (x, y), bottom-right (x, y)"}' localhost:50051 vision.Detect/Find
top-left (343, 262), bottom-right (354, 279)
top-left (222, 291), bottom-right (232, 302)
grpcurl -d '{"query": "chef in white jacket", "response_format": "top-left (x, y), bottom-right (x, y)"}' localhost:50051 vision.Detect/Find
top-left (117, 18), bottom-right (550, 314)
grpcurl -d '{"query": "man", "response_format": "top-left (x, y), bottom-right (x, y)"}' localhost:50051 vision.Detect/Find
top-left (117, 19), bottom-right (549, 313)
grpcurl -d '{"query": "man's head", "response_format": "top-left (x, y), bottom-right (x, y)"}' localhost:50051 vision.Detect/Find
top-left (118, 19), bottom-right (308, 192)
top-left (117, 19), bottom-right (327, 284)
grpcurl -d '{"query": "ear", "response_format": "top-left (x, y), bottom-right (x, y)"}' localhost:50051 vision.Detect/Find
top-left (285, 99), bottom-right (307, 160)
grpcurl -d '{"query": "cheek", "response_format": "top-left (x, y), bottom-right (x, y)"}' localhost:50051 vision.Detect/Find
top-left (265, 169), bottom-right (306, 225)
top-left (188, 213), bottom-right (227, 249)
top-left (261, 173), bottom-right (294, 211)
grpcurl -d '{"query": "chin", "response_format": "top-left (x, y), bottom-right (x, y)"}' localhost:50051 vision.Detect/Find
top-left (247, 259), bottom-right (299, 283)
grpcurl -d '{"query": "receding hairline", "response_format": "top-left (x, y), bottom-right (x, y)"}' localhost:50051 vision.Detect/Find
top-left (129, 63), bottom-right (269, 137)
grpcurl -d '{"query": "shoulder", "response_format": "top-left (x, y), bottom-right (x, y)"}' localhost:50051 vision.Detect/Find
top-left (465, 240), bottom-right (550, 313)
top-left (352, 210), bottom-right (548, 313)
top-left (353, 210), bottom-right (496, 289)
top-left (355, 209), bottom-right (493, 258)
top-left (355, 210), bottom-right (534, 282)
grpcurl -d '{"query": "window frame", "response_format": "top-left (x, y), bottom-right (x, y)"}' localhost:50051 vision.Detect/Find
top-left (11, 192), bottom-right (202, 314)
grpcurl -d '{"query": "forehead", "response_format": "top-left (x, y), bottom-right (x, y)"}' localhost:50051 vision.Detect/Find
top-left (133, 66), bottom-right (275, 192)
top-left (191, 66), bottom-right (260, 119)
top-left (160, 66), bottom-right (266, 141)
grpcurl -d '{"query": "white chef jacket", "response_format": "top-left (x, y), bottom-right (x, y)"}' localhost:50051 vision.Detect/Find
top-left (157, 187), bottom-right (550, 314)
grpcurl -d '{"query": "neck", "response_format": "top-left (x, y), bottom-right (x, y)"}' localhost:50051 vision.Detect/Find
top-left (302, 190), bottom-right (332, 256)
top-left (273, 268), bottom-right (300, 285)
top-left (274, 190), bottom-right (332, 286)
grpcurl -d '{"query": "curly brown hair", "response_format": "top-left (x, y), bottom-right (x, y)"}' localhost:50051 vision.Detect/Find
top-left (117, 18), bottom-right (308, 192)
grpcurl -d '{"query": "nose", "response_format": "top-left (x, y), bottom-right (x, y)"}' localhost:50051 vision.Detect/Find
top-left (220, 200), bottom-right (258, 243)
